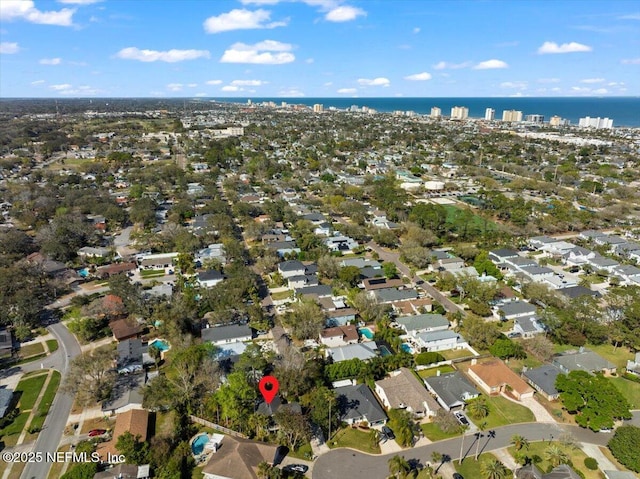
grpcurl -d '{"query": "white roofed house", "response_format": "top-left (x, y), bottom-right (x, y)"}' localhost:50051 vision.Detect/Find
top-left (319, 324), bottom-right (359, 348)
top-left (611, 264), bottom-right (640, 286)
top-left (196, 270), bottom-right (226, 288)
top-left (324, 234), bottom-right (359, 254)
top-left (585, 255), bottom-right (619, 273)
top-left (513, 316), bottom-right (545, 338)
top-left (519, 265), bottom-right (554, 283)
top-left (561, 246), bottom-right (596, 266)
top-left (414, 330), bottom-right (466, 352)
top-left (375, 368), bottom-right (441, 418)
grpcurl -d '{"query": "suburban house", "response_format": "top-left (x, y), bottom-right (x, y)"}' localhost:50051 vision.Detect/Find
top-left (341, 258), bottom-right (382, 270)
top-left (392, 297), bottom-right (433, 315)
top-left (488, 248), bottom-right (520, 265)
top-left (109, 318), bottom-right (144, 342)
top-left (373, 288), bottom-right (419, 304)
top-left (324, 234), bottom-right (359, 254)
top-left (522, 364), bottom-right (563, 401)
top-left (626, 352), bottom-right (640, 376)
top-left (137, 252), bottom-right (179, 271)
top-left (519, 265), bottom-right (555, 282)
top-left (327, 342), bottom-right (378, 362)
top-left (294, 284), bottom-right (333, 300)
top-left (96, 262), bottom-right (137, 278)
top-left (319, 325), bottom-right (359, 348)
top-left (277, 260), bottom-right (307, 278)
top-left (516, 464), bottom-right (582, 479)
top-left (467, 359), bottom-right (535, 400)
top-left (513, 316), bottom-right (546, 338)
top-left (102, 372), bottom-right (148, 415)
top-left (287, 274), bottom-right (319, 290)
top-left (0, 328), bottom-right (13, 359)
top-left (97, 408), bottom-right (149, 462)
top-left (397, 314), bottom-right (449, 335)
top-left (586, 255), bottom-right (619, 273)
top-left (0, 387), bottom-right (13, 419)
top-left (562, 246), bottom-right (596, 266)
top-left (413, 330), bottom-right (465, 352)
top-left (196, 270), bottom-right (226, 288)
top-left (320, 297), bottom-right (357, 326)
top-left (552, 348), bottom-right (616, 375)
top-left (437, 257), bottom-right (465, 272)
top-left (267, 240), bottom-right (301, 258)
top-left (424, 371), bottom-right (479, 411)
top-left (362, 277), bottom-right (404, 291)
top-left (496, 301), bottom-right (537, 321)
top-left (77, 246), bottom-right (112, 259)
top-left (195, 243), bottom-right (226, 265)
top-left (612, 264), bottom-right (640, 286)
top-left (116, 338), bottom-right (153, 374)
top-left (335, 384), bottom-right (387, 426)
top-left (201, 323), bottom-right (253, 346)
top-left (201, 437), bottom-right (278, 479)
top-left (375, 368), bottom-right (441, 418)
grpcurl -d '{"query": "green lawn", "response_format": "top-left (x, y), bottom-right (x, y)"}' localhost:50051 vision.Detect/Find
top-left (418, 365), bottom-right (456, 379)
top-left (507, 441), bottom-right (601, 479)
top-left (611, 376), bottom-right (640, 409)
top-left (421, 422), bottom-right (462, 441)
top-left (18, 342), bottom-right (45, 358)
top-left (15, 373), bottom-right (48, 410)
top-left (288, 441), bottom-right (313, 461)
top-left (140, 269), bottom-right (166, 278)
top-left (479, 395), bottom-right (535, 429)
top-left (270, 290), bottom-right (293, 301)
top-left (552, 343), bottom-right (634, 371)
top-left (0, 412), bottom-right (30, 447)
top-left (28, 371), bottom-right (61, 431)
top-left (455, 453), bottom-right (509, 478)
top-left (329, 427), bottom-right (381, 454)
top-left (443, 205), bottom-right (498, 231)
top-left (440, 349), bottom-right (474, 360)
top-left (46, 339), bottom-right (59, 353)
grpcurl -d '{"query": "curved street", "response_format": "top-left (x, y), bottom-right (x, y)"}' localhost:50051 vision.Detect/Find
top-left (312, 423), bottom-right (611, 479)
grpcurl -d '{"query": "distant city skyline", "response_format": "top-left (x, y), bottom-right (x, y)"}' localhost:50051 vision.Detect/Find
top-left (1, 0), bottom-right (639, 98)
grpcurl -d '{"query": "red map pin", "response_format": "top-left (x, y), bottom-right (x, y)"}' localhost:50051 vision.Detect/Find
top-left (259, 375), bottom-right (279, 404)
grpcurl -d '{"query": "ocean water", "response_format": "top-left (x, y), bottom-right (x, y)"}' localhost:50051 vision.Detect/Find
top-left (213, 97), bottom-right (640, 127)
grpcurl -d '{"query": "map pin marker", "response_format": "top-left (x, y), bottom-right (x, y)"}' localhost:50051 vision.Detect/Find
top-left (259, 375), bottom-right (279, 404)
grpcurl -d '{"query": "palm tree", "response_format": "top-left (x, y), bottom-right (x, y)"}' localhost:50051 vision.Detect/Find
top-left (466, 396), bottom-right (490, 420)
top-left (544, 444), bottom-right (570, 467)
top-left (388, 455), bottom-right (411, 479)
top-left (510, 434), bottom-right (529, 452)
top-left (257, 461), bottom-right (272, 479)
top-left (480, 458), bottom-right (509, 479)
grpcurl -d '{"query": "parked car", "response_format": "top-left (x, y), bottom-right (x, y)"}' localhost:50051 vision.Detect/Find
top-left (88, 429), bottom-right (107, 437)
top-left (453, 474), bottom-right (464, 479)
top-left (454, 412), bottom-right (469, 426)
top-left (284, 464), bottom-right (309, 473)
top-left (381, 425), bottom-right (395, 440)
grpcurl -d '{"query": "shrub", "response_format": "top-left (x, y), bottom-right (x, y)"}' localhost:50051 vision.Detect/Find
top-left (583, 457), bottom-right (598, 470)
top-left (608, 425), bottom-right (640, 472)
top-left (415, 351), bottom-right (445, 366)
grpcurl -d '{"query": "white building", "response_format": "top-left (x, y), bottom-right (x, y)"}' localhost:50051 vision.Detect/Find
top-left (578, 116), bottom-right (613, 129)
top-left (313, 103), bottom-right (324, 113)
top-left (484, 108), bottom-right (495, 121)
top-left (450, 106), bottom-right (469, 120)
top-left (430, 107), bottom-right (441, 118)
top-left (502, 110), bottom-right (523, 122)
top-left (525, 114), bottom-right (544, 123)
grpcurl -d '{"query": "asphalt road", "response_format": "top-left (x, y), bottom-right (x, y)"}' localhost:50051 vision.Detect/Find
top-left (313, 423), bottom-right (610, 479)
top-left (366, 241), bottom-right (465, 316)
top-left (20, 322), bottom-right (81, 479)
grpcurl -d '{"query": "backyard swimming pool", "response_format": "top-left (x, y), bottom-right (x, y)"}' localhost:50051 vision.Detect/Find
top-left (379, 345), bottom-right (392, 357)
top-left (191, 433), bottom-right (209, 456)
top-left (149, 339), bottom-right (170, 352)
top-left (401, 343), bottom-right (414, 354)
top-left (359, 327), bottom-right (374, 340)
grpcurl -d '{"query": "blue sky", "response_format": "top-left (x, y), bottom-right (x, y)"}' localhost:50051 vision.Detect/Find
top-left (1, 0), bottom-right (639, 98)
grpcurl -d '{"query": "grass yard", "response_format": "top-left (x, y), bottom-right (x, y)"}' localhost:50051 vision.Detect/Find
top-left (418, 365), bottom-right (456, 379)
top-left (441, 348), bottom-right (475, 360)
top-left (455, 453), bottom-right (508, 478)
top-left (504, 355), bottom-right (544, 374)
top-left (288, 441), bottom-right (313, 461)
top-left (586, 343), bottom-right (634, 371)
top-left (18, 342), bottom-right (45, 358)
top-left (80, 415), bottom-right (114, 434)
top-left (329, 427), bottom-right (381, 454)
top-left (507, 441), bottom-right (601, 479)
top-left (140, 269), bottom-right (166, 278)
top-left (443, 205), bottom-right (498, 231)
top-left (28, 370), bottom-right (61, 432)
top-left (479, 395), bottom-right (535, 429)
top-left (0, 412), bottom-right (30, 446)
top-left (610, 376), bottom-right (640, 409)
top-left (15, 373), bottom-right (48, 410)
top-left (270, 290), bottom-right (293, 301)
top-left (421, 422), bottom-right (462, 441)
top-left (46, 339), bottom-right (59, 353)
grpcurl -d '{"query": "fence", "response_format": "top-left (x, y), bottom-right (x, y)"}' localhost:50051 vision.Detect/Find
top-left (189, 415), bottom-right (248, 439)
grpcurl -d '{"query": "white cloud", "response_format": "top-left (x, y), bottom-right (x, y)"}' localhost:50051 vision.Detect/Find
top-left (221, 85), bottom-right (241, 92)
top-left (580, 78), bottom-right (604, 84)
top-left (166, 83), bottom-right (183, 92)
top-left (433, 61), bottom-right (472, 70)
top-left (324, 81), bottom-right (333, 86)
top-left (357, 77), bottom-right (390, 87)
top-left (50, 83), bottom-right (72, 90)
top-left (592, 88), bottom-right (608, 94)
top-left (220, 40), bottom-right (295, 64)
top-left (607, 81), bottom-right (624, 86)
top-left (413, 27), bottom-right (420, 34)
top-left (500, 81), bottom-right (528, 90)
top-left (195, 92), bottom-right (207, 97)
top-left (187, 83), bottom-right (198, 88)
top-left (203, 8), bottom-right (287, 33)
top-left (537, 41), bottom-right (592, 54)
top-left (0, 0), bottom-right (75, 26)
top-left (58, 0), bottom-right (101, 4)
top-left (621, 58), bottom-right (640, 64)
top-left (116, 47), bottom-right (210, 63)
top-left (206, 80), bottom-right (223, 85)
top-left (618, 13), bottom-right (640, 20)
top-left (337, 88), bottom-right (357, 93)
top-left (404, 72), bottom-right (431, 81)
top-left (40, 57), bottom-right (62, 65)
top-left (31, 79), bottom-right (45, 85)
top-left (571, 86), bottom-right (591, 93)
top-left (55, 84), bottom-right (102, 95)
top-left (474, 59), bottom-right (508, 69)
top-left (0, 42), bottom-right (19, 54)
top-left (231, 79), bottom-right (266, 86)
top-left (326, 5), bottom-right (365, 22)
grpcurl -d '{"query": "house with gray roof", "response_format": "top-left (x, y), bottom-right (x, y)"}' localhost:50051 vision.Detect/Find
top-left (397, 314), bottom-right (449, 335)
top-left (586, 256), bottom-right (619, 273)
top-left (340, 258), bottom-right (381, 270)
top-left (375, 368), bottom-right (441, 418)
top-left (266, 241), bottom-right (301, 258)
top-left (516, 464), bottom-right (581, 479)
top-left (424, 371), bottom-right (479, 411)
top-left (201, 323), bottom-right (253, 346)
top-left (116, 339), bottom-right (153, 374)
top-left (520, 265), bottom-right (554, 282)
top-left (277, 260), bottom-right (307, 278)
top-left (625, 352), bottom-right (640, 376)
top-left (557, 285), bottom-right (601, 300)
top-left (553, 348), bottom-right (616, 375)
top-left (335, 384), bottom-right (387, 426)
top-left (522, 364), bottom-right (562, 400)
top-left (373, 288), bottom-right (419, 304)
top-left (0, 387), bottom-right (13, 418)
top-left (102, 372), bottom-right (148, 415)
top-left (496, 301), bottom-right (537, 320)
top-left (294, 284), bottom-right (333, 299)
top-left (414, 330), bottom-right (464, 352)
top-left (489, 248), bottom-right (519, 264)
top-left (513, 316), bottom-right (545, 337)
top-left (327, 342), bottom-right (378, 362)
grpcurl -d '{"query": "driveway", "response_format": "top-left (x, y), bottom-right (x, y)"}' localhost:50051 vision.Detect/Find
top-left (312, 423), bottom-right (610, 479)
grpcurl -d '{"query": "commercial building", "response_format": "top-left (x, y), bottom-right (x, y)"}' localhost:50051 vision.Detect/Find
top-left (450, 106), bottom-right (469, 120)
top-left (484, 108), bottom-right (495, 120)
top-left (502, 110), bottom-right (523, 122)
top-left (525, 114), bottom-right (544, 123)
top-left (430, 107), bottom-right (441, 118)
top-left (578, 116), bottom-right (613, 129)
top-left (549, 115), bottom-right (570, 127)
top-left (313, 103), bottom-right (324, 113)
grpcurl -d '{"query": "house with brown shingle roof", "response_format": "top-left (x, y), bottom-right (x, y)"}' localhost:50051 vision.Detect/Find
top-left (201, 436), bottom-right (278, 479)
top-left (375, 368), bottom-right (441, 418)
top-left (97, 408), bottom-right (149, 462)
top-left (467, 359), bottom-right (534, 400)
top-left (319, 324), bottom-right (359, 348)
top-left (109, 318), bottom-right (144, 342)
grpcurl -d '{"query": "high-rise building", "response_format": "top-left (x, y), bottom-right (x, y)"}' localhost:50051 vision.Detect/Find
top-left (525, 114), bottom-right (544, 123)
top-left (450, 106), bottom-right (468, 120)
top-left (430, 107), bottom-right (441, 118)
top-left (578, 116), bottom-right (613, 129)
top-left (502, 110), bottom-right (523, 122)
top-left (484, 108), bottom-right (495, 121)
top-left (313, 104), bottom-right (324, 113)
top-left (549, 116), bottom-right (569, 127)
